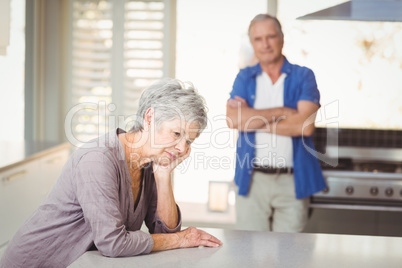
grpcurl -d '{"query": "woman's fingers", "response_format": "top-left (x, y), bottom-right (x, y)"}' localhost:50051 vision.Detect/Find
top-left (180, 227), bottom-right (222, 248)
top-left (177, 146), bottom-right (191, 164)
top-left (169, 146), bottom-right (190, 172)
top-left (199, 239), bottom-right (221, 248)
top-left (200, 232), bottom-right (222, 246)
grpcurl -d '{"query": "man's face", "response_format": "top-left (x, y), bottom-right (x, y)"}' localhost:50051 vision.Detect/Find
top-left (249, 19), bottom-right (284, 65)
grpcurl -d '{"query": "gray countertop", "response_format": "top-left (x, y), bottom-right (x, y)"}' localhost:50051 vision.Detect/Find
top-left (0, 141), bottom-right (70, 171)
top-left (68, 228), bottom-right (402, 268)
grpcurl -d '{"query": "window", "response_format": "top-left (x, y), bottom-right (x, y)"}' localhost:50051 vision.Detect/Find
top-left (67, 0), bottom-right (175, 146)
top-left (0, 0), bottom-right (25, 141)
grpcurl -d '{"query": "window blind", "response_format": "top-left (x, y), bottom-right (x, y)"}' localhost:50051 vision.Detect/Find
top-left (123, 0), bottom-right (167, 126)
top-left (69, 0), bottom-right (173, 144)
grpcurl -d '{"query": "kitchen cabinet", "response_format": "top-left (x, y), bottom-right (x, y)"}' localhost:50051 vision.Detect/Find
top-left (304, 207), bottom-right (402, 237)
top-left (0, 142), bottom-right (70, 256)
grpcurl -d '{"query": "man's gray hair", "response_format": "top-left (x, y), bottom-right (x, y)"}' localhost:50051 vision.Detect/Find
top-left (248, 13), bottom-right (283, 38)
top-left (129, 78), bottom-right (208, 135)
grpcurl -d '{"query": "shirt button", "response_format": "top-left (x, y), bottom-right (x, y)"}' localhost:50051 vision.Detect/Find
top-left (157, 220), bottom-right (162, 224)
top-left (251, 95), bottom-right (255, 99)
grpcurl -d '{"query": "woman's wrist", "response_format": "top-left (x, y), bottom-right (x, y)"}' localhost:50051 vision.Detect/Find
top-left (151, 233), bottom-right (182, 251)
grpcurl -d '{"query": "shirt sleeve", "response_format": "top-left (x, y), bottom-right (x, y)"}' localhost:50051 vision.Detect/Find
top-left (74, 151), bottom-right (154, 257)
top-left (230, 70), bottom-right (250, 101)
top-left (298, 68), bottom-right (321, 106)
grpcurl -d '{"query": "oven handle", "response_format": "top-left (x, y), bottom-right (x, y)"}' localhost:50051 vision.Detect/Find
top-left (310, 203), bottom-right (402, 212)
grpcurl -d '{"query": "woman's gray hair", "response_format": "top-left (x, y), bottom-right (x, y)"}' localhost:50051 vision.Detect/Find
top-left (129, 78), bottom-right (208, 135)
top-left (248, 13), bottom-right (283, 38)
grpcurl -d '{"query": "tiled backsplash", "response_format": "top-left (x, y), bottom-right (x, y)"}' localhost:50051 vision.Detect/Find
top-left (312, 127), bottom-right (402, 151)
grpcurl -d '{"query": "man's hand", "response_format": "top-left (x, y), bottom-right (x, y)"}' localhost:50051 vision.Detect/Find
top-left (227, 96), bottom-right (249, 109)
top-left (262, 100), bottom-right (320, 137)
top-left (226, 96), bottom-right (251, 130)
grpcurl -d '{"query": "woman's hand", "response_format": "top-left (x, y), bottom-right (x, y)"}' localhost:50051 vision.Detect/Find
top-left (151, 227), bottom-right (222, 252)
top-left (177, 226), bottom-right (223, 248)
top-left (153, 146), bottom-right (191, 179)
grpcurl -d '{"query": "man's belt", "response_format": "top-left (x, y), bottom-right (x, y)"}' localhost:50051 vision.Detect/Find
top-left (253, 164), bottom-right (294, 174)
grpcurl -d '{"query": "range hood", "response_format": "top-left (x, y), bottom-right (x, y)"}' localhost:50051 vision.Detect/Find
top-left (297, 0), bottom-right (402, 22)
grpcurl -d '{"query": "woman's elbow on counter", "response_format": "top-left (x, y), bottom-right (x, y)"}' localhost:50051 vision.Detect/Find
top-left (95, 240), bottom-right (128, 258)
top-left (98, 246), bottom-right (122, 258)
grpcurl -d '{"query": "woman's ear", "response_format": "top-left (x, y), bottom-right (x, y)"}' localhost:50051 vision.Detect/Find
top-left (143, 108), bottom-right (154, 131)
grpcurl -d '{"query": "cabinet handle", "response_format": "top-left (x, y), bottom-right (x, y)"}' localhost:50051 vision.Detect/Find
top-left (46, 156), bottom-right (62, 164)
top-left (2, 170), bottom-right (27, 182)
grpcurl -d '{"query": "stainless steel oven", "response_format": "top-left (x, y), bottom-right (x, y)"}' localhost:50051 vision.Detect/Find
top-left (311, 146), bottom-right (402, 211)
top-left (305, 146), bottom-right (402, 236)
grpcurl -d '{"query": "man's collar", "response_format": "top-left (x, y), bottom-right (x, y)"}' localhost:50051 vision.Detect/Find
top-left (253, 56), bottom-right (291, 76)
top-left (280, 56), bottom-right (291, 75)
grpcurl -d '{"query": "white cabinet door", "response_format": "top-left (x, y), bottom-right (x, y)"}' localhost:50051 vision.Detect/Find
top-left (0, 146), bottom-right (70, 253)
top-left (37, 148), bottom-right (70, 199)
top-left (0, 160), bottom-right (39, 248)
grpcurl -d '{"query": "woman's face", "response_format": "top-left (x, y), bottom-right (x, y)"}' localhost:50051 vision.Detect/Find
top-left (148, 118), bottom-right (199, 166)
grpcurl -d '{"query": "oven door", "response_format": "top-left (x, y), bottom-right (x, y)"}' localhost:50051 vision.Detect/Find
top-left (305, 171), bottom-right (402, 236)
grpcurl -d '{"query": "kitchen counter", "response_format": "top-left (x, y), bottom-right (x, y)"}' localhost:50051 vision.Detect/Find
top-left (0, 140), bottom-right (70, 171)
top-left (68, 228), bottom-right (402, 268)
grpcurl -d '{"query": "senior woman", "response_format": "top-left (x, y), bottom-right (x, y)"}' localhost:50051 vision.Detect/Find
top-left (0, 79), bottom-right (222, 268)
